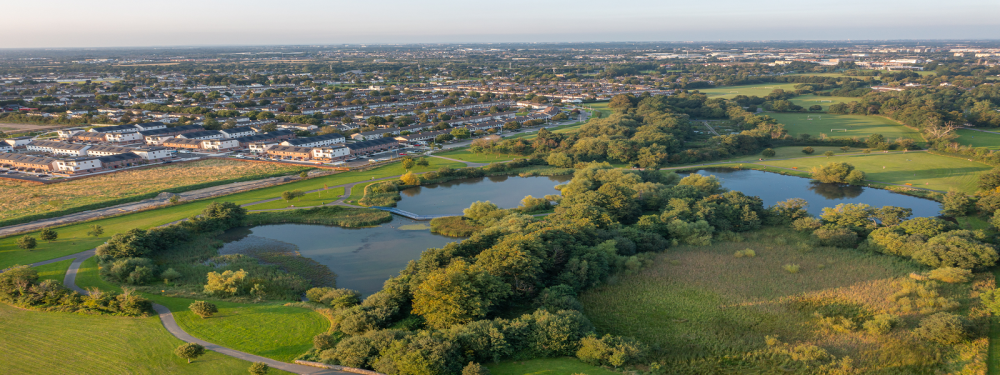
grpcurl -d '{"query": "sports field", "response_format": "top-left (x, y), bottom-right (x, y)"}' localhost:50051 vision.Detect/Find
top-left (787, 96), bottom-right (857, 111)
top-left (758, 151), bottom-right (990, 193)
top-left (766, 113), bottom-right (923, 141)
top-left (0, 303), bottom-right (283, 375)
top-left (698, 83), bottom-right (800, 98)
top-left (953, 129), bottom-right (1000, 149)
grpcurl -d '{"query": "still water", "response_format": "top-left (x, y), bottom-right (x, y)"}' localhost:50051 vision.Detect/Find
top-left (691, 168), bottom-right (943, 217)
top-left (395, 174), bottom-right (572, 216)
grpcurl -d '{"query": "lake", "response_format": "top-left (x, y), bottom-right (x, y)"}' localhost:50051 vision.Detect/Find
top-left (395, 174), bottom-right (572, 216)
top-left (690, 168), bottom-right (942, 217)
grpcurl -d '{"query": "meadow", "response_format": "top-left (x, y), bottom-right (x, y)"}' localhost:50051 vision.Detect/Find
top-left (698, 83), bottom-right (801, 98)
top-left (758, 151), bottom-right (991, 194)
top-left (579, 227), bottom-right (987, 373)
top-left (245, 187), bottom-right (345, 210)
top-left (0, 158), bottom-right (308, 225)
top-left (953, 129), bottom-right (1000, 149)
top-left (766, 113), bottom-right (923, 141)
top-left (0, 303), bottom-right (287, 375)
top-left (0, 157), bottom-right (465, 269)
top-left (434, 148), bottom-right (519, 163)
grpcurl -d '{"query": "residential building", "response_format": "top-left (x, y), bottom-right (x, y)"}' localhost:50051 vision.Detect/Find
top-left (266, 145), bottom-right (313, 160)
top-left (347, 138), bottom-right (399, 156)
top-left (26, 140), bottom-right (91, 156)
top-left (177, 130), bottom-right (224, 140)
top-left (0, 153), bottom-right (57, 172)
top-left (53, 157), bottom-right (102, 174)
top-left (312, 146), bottom-right (350, 160)
top-left (97, 152), bottom-right (143, 169)
top-left (201, 139), bottom-right (240, 151)
top-left (220, 126), bottom-right (256, 138)
top-left (281, 133), bottom-right (345, 148)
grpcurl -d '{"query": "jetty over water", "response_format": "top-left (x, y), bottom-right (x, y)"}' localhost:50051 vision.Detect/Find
top-left (372, 207), bottom-right (454, 221)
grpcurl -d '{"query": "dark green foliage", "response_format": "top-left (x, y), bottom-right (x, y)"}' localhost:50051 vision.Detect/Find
top-left (306, 287), bottom-right (361, 309)
top-left (810, 162), bottom-right (864, 184)
top-left (940, 190), bottom-right (973, 217)
top-left (911, 230), bottom-right (998, 269)
top-left (39, 228), bottom-right (57, 242)
top-left (812, 227), bottom-right (859, 248)
top-left (462, 362), bottom-right (490, 375)
top-left (802, 147), bottom-right (815, 154)
top-left (103, 257), bottom-right (157, 285)
top-left (189, 301), bottom-right (218, 318)
top-left (248, 362), bottom-right (269, 375)
top-left (978, 167), bottom-right (1000, 191)
top-left (16, 235), bottom-right (36, 249)
top-left (313, 333), bottom-right (341, 351)
top-left (761, 148), bottom-right (776, 157)
top-left (196, 201), bottom-right (247, 231)
top-left (914, 313), bottom-right (966, 345)
top-left (0, 264), bottom-right (151, 316)
top-left (576, 334), bottom-right (649, 368)
top-left (96, 228), bottom-right (151, 259)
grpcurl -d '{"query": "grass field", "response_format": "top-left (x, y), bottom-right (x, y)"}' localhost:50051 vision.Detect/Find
top-left (32, 259), bottom-right (72, 282)
top-left (954, 129), bottom-right (1000, 149)
top-left (75, 257), bottom-right (328, 362)
top-left (579, 227), bottom-right (985, 372)
top-left (0, 304), bottom-right (287, 375)
top-left (698, 83), bottom-right (801, 98)
top-left (667, 146), bottom-right (857, 168)
top-left (245, 187), bottom-right (345, 210)
top-left (758, 151), bottom-right (991, 193)
top-left (0, 157), bottom-right (465, 269)
top-left (788, 96), bottom-right (858, 111)
top-left (488, 357), bottom-right (619, 375)
top-left (766, 113), bottom-right (923, 141)
top-left (0, 158), bottom-right (308, 225)
top-left (435, 148), bottom-right (519, 163)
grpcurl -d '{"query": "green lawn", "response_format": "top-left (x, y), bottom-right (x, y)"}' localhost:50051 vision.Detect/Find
top-left (788, 96), bottom-right (858, 111)
top-left (76, 257), bottom-right (328, 362)
top-left (766, 113), bottom-right (923, 141)
top-left (954, 129), bottom-right (1000, 149)
top-left (0, 157), bottom-right (465, 269)
top-left (33, 259), bottom-right (72, 283)
top-left (435, 148), bottom-right (518, 163)
top-left (758, 151), bottom-right (991, 193)
top-left (698, 83), bottom-right (801, 99)
top-left (245, 187), bottom-right (345, 210)
top-left (488, 357), bottom-right (619, 375)
top-left (0, 304), bottom-right (286, 375)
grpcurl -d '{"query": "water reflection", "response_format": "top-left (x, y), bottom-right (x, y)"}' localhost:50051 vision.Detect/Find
top-left (396, 175), bottom-right (572, 216)
top-left (807, 181), bottom-right (864, 200)
top-left (690, 168), bottom-right (942, 217)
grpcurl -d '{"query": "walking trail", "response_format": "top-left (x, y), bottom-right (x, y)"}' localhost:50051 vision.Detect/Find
top-left (28, 253), bottom-right (345, 375)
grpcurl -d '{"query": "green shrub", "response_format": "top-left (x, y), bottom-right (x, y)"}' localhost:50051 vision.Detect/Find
top-left (313, 333), bottom-right (339, 351)
top-left (576, 334), bottom-right (648, 368)
top-left (104, 257), bottom-right (157, 285)
top-left (926, 267), bottom-right (972, 283)
top-left (535, 284), bottom-right (583, 312)
top-left (305, 287), bottom-right (362, 308)
top-left (204, 269), bottom-right (249, 297)
top-left (189, 301), bottom-right (218, 318)
top-left (174, 343), bottom-right (206, 363)
top-left (812, 227), bottom-right (858, 248)
top-left (734, 248), bottom-right (756, 258)
top-left (248, 362), bottom-right (269, 375)
top-left (39, 228), bottom-right (58, 242)
top-left (16, 235), bottom-right (36, 249)
top-left (913, 312), bottom-right (965, 345)
top-left (784, 264), bottom-right (801, 274)
top-left (863, 314), bottom-right (900, 335)
top-left (462, 362), bottom-right (490, 375)
top-left (791, 217), bottom-right (822, 232)
top-left (160, 268), bottom-right (182, 282)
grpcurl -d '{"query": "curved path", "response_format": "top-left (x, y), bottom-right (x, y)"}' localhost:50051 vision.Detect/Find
top-left (31, 254), bottom-right (345, 375)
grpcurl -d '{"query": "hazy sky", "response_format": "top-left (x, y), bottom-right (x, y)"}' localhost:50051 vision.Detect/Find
top-left (3, 0), bottom-right (998, 48)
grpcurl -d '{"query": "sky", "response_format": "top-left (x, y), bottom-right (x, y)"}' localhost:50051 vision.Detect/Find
top-left (2, 0), bottom-right (998, 48)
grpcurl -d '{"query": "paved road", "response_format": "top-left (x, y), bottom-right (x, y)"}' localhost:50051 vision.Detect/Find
top-left (27, 252), bottom-right (347, 375)
top-left (0, 175), bottom-right (301, 238)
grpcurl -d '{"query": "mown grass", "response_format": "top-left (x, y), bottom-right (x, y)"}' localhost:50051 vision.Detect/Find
top-left (245, 187), bottom-right (345, 210)
top-left (767, 113), bottom-right (924, 141)
top-left (666, 146), bottom-right (856, 168)
top-left (435, 148), bottom-right (518, 163)
top-left (488, 357), bottom-right (619, 375)
top-left (0, 158), bottom-right (308, 225)
top-left (75, 256), bottom-right (329, 362)
top-left (580, 227), bottom-right (987, 373)
top-left (758, 151), bottom-right (991, 193)
top-left (32, 259), bottom-right (72, 282)
top-left (0, 157), bottom-right (465, 269)
top-left (0, 303), bottom-right (287, 375)
top-left (698, 83), bottom-right (801, 98)
top-left (954, 129), bottom-right (1000, 150)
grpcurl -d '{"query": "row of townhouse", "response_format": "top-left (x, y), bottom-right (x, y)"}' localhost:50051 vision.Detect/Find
top-left (255, 137), bottom-right (399, 162)
top-left (23, 140), bottom-right (172, 161)
top-left (351, 123), bottom-right (437, 141)
top-left (0, 151), bottom-right (145, 175)
top-left (159, 130), bottom-right (298, 152)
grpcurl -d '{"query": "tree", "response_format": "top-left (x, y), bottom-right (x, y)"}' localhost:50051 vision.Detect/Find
top-left (761, 148), bottom-right (776, 157)
top-left (299, 171), bottom-right (309, 179)
top-left (87, 224), bottom-right (104, 237)
top-left (823, 151), bottom-right (835, 158)
top-left (464, 201), bottom-right (500, 220)
top-left (802, 147), bottom-right (815, 155)
top-left (416, 158), bottom-right (429, 167)
top-left (810, 162), bottom-right (863, 184)
top-left (914, 313), bottom-right (965, 345)
top-left (189, 301), bottom-right (218, 318)
top-left (17, 235), bottom-right (37, 250)
top-left (39, 228), bottom-right (57, 242)
top-left (411, 260), bottom-right (510, 329)
top-left (248, 362), bottom-right (270, 375)
top-left (979, 168), bottom-right (1000, 191)
top-left (911, 231), bottom-right (998, 269)
top-left (462, 362), bottom-right (490, 375)
top-left (866, 134), bottom-right (885, 148)
top-left (608, 94), bottom-right (634, 112)
top-left (809, 105), bottom-right (823, 111)
top-left (204, 269), bottom-right (249, 297)
top-left (169, 195), bottom-right (180, 205)
top-left (546, 152), bottom-right (573, 168)
top-left (941, 190), bottom-right (972, 217)
top-left (400, 172), bottom-right (420, 186)
top-left (402, 158), bottom-right (415, 170)
top-left (451, 127), bottom-right (471, 140)
top-left (174, 343), bottom-right (206, 363)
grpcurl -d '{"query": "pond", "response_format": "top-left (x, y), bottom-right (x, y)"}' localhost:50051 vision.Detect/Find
top-left (690, 168), bottom-right (942, 217)
top-left (219, 216), bottom-right (457, 295)
top-left (395, 174), bottom-right (572, 216)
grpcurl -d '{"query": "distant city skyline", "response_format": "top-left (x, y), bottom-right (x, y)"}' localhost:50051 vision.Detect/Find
top-left (2, 0), bottom-right (998, 48)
